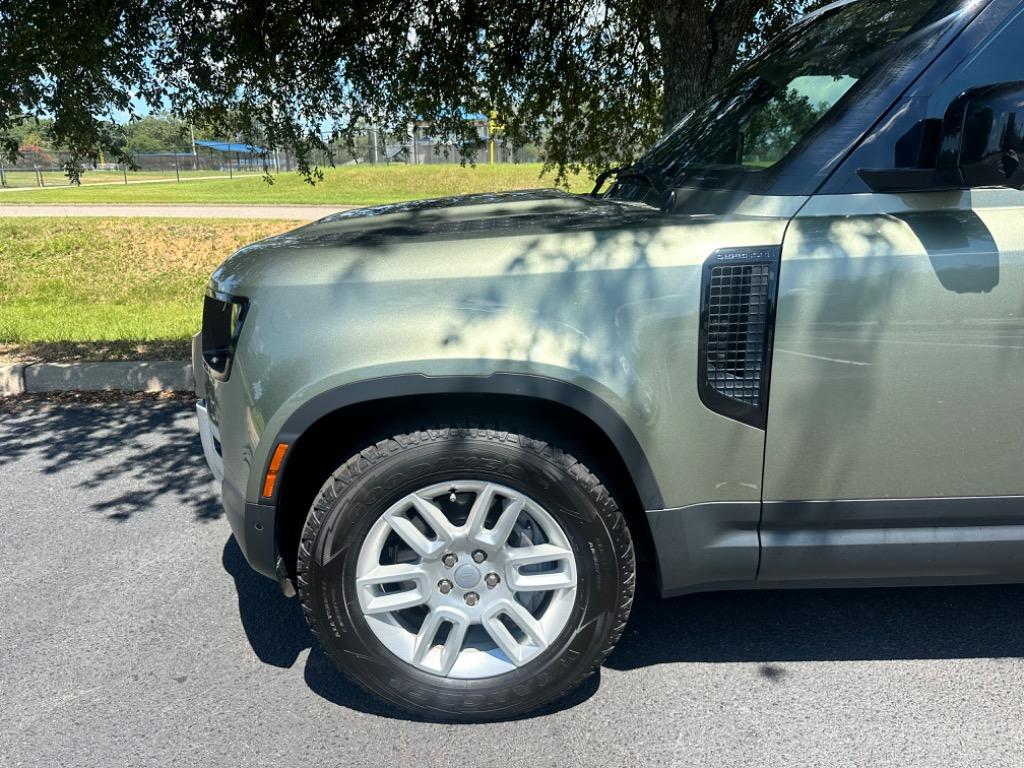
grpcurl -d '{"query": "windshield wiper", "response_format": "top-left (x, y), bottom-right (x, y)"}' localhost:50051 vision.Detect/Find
top-left (590, 164), bottom-right (662, 197)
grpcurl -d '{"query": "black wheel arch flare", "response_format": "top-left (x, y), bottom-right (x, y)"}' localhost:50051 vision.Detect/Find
top-left (263, 372), bottom-right (666, 512)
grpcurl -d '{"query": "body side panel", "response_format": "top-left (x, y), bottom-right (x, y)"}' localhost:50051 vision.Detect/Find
top-left (762, 189), bottom-right (1024, 582)
top-left (765, 189), bottom-right (1024, 503)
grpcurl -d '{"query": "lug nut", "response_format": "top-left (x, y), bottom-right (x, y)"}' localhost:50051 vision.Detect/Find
top-left (484, 572), bottom-right (500, 589)
top-left (441, 553), bottom-right (457, 568)
top-left (438, 579), bottom-right (453, 594)
top-left (472, 550), bottom-right (487, 563)
top-left (464, 591), bottom-right (479, 606)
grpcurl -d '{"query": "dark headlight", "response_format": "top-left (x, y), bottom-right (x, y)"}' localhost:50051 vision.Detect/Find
top-left (202, 291), bottom-right (248, 380)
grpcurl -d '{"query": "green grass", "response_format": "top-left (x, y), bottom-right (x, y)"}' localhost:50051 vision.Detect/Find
top-left (0, 218), bottom-right (299, 347)
top-left (0, 163), bottom-right (591, 204)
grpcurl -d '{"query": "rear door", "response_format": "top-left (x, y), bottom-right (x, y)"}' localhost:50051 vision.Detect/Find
top-left (761, 3), bottom-right (1024, 584)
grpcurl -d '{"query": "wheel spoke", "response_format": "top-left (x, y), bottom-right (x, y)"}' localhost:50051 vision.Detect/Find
top-left (482, 611), bottom-right (525, 665)
top-left (361, 584), bottom-right (430, 615)
top-left (482, 599), bottom-right (547, 665)
top-left (384, 509), bottom-right (446, 560)
top-left (408, 495), bottom-right (457, 543)
top-left (355, 562), bottom-right (427, 589)
top-left (507, 569), bottom-right (576, 592)
top-left (465, 483), bottom-right (499, 539)
top-left (501, 598), bottom-right (547, 647)
top-left (437, 614), bottom-right (469, 676)
top-left (413, 609), bottom-right (469, 675)
top-left (472, 495), bottom-right (525, 548)
top-left (506, 544), bottom-right (575, 592)
top-left (505, 543), bottom-right (573, 568)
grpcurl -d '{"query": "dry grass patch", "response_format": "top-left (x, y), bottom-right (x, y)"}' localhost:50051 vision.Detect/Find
top-left (0, 217), bottom-right (300, 347)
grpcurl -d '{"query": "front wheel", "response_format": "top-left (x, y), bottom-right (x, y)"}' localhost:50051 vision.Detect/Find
top-left (296, 425), bottom-right (635, 721)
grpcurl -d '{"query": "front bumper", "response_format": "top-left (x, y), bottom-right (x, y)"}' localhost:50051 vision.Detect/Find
top-left (196, 399), bottom-right (224, 483)
top-left (196, 398), bottom-right (280, 582)
top-left (195, 328), bottom-right (283, 586)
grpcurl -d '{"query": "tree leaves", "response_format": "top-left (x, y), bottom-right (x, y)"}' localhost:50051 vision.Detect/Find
top-left (1, 0), bottom-right (810, 183)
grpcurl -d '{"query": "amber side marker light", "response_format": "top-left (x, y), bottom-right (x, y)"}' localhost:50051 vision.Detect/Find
top-left (261, 443), bottom-right (289, 499)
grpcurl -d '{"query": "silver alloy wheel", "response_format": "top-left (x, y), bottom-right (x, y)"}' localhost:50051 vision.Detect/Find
top-left (354, 480), bottom-right (578, 679)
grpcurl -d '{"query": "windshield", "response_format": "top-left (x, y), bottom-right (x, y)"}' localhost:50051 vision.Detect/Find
top-left (625, 0), bottom-right (970, 197)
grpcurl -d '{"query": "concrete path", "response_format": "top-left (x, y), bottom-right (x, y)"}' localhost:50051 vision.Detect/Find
top-left (4, 399), bottom-right (1024, 767)
top-left (0, 203), bottom-right (355, 220)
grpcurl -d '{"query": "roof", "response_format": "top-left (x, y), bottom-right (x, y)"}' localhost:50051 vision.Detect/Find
top-left (194, 140), bottom-right (266, 154)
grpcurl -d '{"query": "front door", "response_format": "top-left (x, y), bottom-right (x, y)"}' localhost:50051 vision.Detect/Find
top-left (760, 5), bottom-right (1024, 584)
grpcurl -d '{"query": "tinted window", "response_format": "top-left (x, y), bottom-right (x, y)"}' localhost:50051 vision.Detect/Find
top-left (824, 1), bottom-right (1024, 191)
top-left (927, 5), bottom-right (1024, 114)
top-left (610, 0), bottom-right (971, 200)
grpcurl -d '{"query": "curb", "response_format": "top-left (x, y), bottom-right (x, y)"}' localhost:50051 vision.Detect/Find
top-left (0, 360), bottom-right (193, 395)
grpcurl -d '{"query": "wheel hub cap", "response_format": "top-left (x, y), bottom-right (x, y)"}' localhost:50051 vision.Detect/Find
top-left (453, 563), bottom-right (481, 589)
top-left (353, 480), bottom-right (578, 679)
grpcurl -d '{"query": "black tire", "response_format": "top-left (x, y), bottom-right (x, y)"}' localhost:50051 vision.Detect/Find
top-left (296, 425), bottom-right (635, 721)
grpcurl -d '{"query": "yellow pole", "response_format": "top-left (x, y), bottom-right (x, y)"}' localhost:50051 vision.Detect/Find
top-left (488, 111), bottom-right (496, 164)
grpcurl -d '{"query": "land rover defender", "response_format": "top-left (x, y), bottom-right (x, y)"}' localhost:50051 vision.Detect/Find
top-left (195, 0), bottom-right (1024, 720)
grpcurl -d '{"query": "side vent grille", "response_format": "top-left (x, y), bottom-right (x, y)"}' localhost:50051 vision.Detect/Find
top-left (698, 247), bottom-right (780, 429)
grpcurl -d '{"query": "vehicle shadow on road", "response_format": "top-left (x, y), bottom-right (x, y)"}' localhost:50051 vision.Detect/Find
top-left (224, 533), bottom-right (1024, 715)
top-left (608, 573), bottom-right (1024, 678)
top-left (221, 535), bottom-right (598, 720)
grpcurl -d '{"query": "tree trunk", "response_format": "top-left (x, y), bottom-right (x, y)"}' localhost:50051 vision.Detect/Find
top-left (653, 0), bottom-right (712, 132)
top-left (653, 0), bottom-right (773, 133)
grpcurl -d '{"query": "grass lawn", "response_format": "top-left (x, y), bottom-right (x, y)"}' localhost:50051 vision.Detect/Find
top-left (0, 218), bottom-right (300, 356)
top-left (0, 163), bottom-right (591, 205)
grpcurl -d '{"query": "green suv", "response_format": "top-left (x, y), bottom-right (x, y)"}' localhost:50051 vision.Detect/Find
top-left (194, 0), bottom-right (1024, 720)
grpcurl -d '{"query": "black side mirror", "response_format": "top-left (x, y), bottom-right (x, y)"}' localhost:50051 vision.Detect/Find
top-left (940, 82), bottom-right (1024, 189)
top-left (859, 81), bottom-right (1024, 192)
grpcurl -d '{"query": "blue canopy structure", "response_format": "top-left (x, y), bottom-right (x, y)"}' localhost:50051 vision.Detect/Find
top-left (194, 140), bottom-right (266, 154)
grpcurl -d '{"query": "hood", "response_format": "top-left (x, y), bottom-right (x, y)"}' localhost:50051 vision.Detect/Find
top-left (246, 189), bottom-right (662, 251)
top-left (210, 188), bottom-right (666, 293)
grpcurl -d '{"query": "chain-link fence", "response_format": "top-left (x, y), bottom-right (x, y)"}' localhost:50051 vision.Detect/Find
top-left (0, 147), bottom-right (271, 189)
top-left (0, 125), bottom-right (543, 189)
top-left (337, 125), bottom-right (542, 165)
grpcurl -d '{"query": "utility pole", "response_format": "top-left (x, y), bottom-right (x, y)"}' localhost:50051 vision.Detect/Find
top-left (190, 125), bottom-right (198, 170)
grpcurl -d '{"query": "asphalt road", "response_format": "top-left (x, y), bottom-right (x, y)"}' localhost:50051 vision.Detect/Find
top-left (3, 400), bottom-right (1024, 767)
